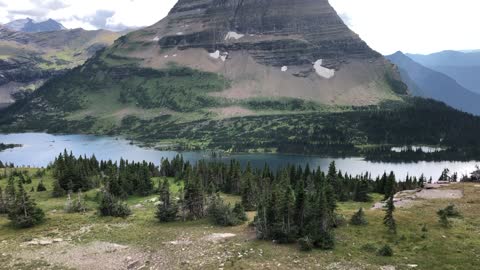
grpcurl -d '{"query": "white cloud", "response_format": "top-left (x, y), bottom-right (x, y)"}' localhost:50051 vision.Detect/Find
top-left (0, 0), bottom-right (177, 31)
top-left (0, 0), bottom-right (478, 54)
top-left (330, 0), bottom-right (480, 54)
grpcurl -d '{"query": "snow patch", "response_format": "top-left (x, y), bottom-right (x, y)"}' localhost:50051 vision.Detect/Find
top-left (225, 31), bottom-right (244, 40)
top-left (313, 59), bottom-right (335, 79)
top-left (281, 66), bottom-right (288, 72)
top-left (152, 36), bottom-right (160, 41)
top-left (209, 50), bottom-right (228, 62)
top-left (173, 54), bottom-right (177, 57)
top-left (209, 50), bottom-right (220, 59)
top-left (176, 32), bottom-right (183, 35)
top-left (164, 55), bottom-right (169, 58)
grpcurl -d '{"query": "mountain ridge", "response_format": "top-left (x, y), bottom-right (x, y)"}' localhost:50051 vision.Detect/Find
top-left (387, 51), bottom-right (480, 115)
top-left (5, 18), bottom-right (66, 33)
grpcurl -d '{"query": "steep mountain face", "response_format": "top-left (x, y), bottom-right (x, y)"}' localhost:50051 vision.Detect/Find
top-left (407, 51), bottom-right (480, 94)
top-left (387, 52), bottom-right (480, 116)
top-left (113, 0), bottom-right (406, 106)
top-left (0, 25), bottom-right (120, 107)
top-left (0, 0), bottom-right (415, 152)
top-left (5, 18), bottom-right (66, 33)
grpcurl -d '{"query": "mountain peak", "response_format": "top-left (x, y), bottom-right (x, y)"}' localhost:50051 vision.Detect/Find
top-left (5, 18), bottom-right (66, 33)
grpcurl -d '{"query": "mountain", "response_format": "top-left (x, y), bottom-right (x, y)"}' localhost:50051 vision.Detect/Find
top-left (387, 51), bottom-right (480, 115)
top-left (5, 18), bottom-right (66, 33)
top-left (0, 25), bottom-right (121, 107)
top-left (407, 50), bottom-right (480, 94)
top-left (6, 0), bottom-right (480, 155)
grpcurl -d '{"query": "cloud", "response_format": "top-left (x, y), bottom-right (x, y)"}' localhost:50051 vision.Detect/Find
top-left (32, 0), bottom-right (69, 10)
top-left (0, 1), bottom-right (6, 7)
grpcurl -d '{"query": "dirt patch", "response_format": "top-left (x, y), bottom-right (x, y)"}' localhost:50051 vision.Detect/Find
top-left (373, 187), bottom-right (463, 209)
top-left (202, 233), bottom-right (236, 243)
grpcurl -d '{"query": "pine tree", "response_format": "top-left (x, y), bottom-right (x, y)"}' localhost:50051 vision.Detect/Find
top-left (52, 179), bottom-right (66, 198)
top-left (383, 193), bottom-right (397, 234)
top-left (98, 190), bottom-right (131, 218)
top-left (241, 163), bottom-right (256, 211)
top-left (293, 178), bottom-right (306, 236)
top-left (353, 180), bottom-right (371, 202)
top-left (350, 208), bottom-right (368, 226)
top-left (7, 180), bottom-right (45, 228)
top-left (0, 187), bottom-right (6, 214)
top-left (36, 180), bottom-right (47, 192)
top-left (156, 179), bottom-right (178, 222)
top-left (384, 172), bottom-right (396, 200)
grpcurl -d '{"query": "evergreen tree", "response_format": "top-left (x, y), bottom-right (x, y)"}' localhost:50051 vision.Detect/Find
top-left (383, 193), bottom-right (397, 234)
top-left (240, 163), bottom-right (257, 211)
top-left (353, 180), bottom-right (371, 202)
top-left (156, 179), bottom-right (178, 222)
top-left (36, 180), bottom-right (47, 192)
top-left (52, 179), bottom-right (66, 198)
top-left (98, 190), bottom-right (131, 218)
top-left (383, 172), bottom-right (397, 200)
top-left (7, 180), bottom-right (45, 228)
top-left (0, 187), bottom-right (6, 214)
top-left (350, 208), bottom-right (368, 226)
top-left (293, 178), bottom-right (306, 236)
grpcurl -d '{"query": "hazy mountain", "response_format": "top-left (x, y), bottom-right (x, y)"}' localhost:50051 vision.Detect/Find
top-left (388, 51), bottom-right (480, 115)
top-left (0, 25), bottom-right (121, 107)
top-left (407, 50), bottom-right (480, 94)
top-left (5, 18), bottom-right (66, 33)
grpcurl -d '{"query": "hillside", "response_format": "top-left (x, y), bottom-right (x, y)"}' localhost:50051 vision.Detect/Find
top-left (407, 50), bottom-right (480, 94)
top-left (5, 18), bottom-right (66, 33)
top-left (3, 0), bottom-right (480, 157)
top-left (387, 52), bottom-right (480, 116)
top-left (0, 25), bottom-right (121, 107)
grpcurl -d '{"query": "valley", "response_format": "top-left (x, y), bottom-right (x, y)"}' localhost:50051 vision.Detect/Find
top-left (1, 0), bottom-right (480, 269)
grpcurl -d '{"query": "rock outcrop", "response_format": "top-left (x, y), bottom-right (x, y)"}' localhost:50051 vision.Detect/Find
top-left (114, 0), bottom-right (406, 105)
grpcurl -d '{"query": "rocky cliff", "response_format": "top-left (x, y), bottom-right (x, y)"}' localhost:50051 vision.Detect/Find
top-left (111, 0), bottom-right (405, 106)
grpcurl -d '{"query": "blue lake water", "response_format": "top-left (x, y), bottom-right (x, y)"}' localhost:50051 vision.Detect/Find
top-left (0, 133), bottom-right (478, 180)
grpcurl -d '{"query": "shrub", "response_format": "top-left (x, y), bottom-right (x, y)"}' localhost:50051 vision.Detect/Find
top-left (298, 236), bottom-right (314, 252)
top-left (98, 191), bottom-right (131, 218)
top-left (65, 192), bottom-right (88, 213)
top-left (314, 230), bottom-right (335, 250)
top-left (361, 243), bottom-right (377, 253)
top-left (334, 214), bottom-right (347, 227)
top-left (156, 200), bottom-right (179, 222)
top-left (437, 204), bottom-right (461, 228)
top-left (207, 195), bottom-right (246, 226)
top-left (350, 208), bottom-right (368, 226)
top-left (52, 180), bottom-right (66, 198)
top-left (377, 244), bottom-right (394, 257)
top-left (36, 180), bottom-right (47, 192)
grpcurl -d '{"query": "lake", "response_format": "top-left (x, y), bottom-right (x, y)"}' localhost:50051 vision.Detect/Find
top-left (0, 133), bottom-right (478, 180)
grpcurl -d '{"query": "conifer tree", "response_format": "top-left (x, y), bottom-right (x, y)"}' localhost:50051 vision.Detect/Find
top-left (353, 180), bottom-right (371, 202)
top-left (350, 208), bottom-right (368, 226)
top-left (241, 163), bottom-right (257, 211)
top-left (0, 187), bottom-right (6, 214)
top-left (7, 180), bottom-right (45, 228)
top-left (98, 190), bottom-right (131, 218)
top-left (383, 193), bottom-right (397, 234)
top-left (36, 180), bottom-right (47, 192)
top-left (52, 179), bottom-right (66, 198)
top-left (156, 179), bottom-right (178, 222)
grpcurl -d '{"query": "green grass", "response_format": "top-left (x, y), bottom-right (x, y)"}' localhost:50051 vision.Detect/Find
top-left (1, 168), bottom-right (480, 269)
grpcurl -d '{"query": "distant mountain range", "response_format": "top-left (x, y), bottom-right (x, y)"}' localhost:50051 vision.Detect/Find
top-left (387, 51), bottom-right (480, 116)
top-left (0, 23), bottom-right (121, 107)
top-left (407, 50), bottom-right (480, 94)
top-left (5, 18), bottom-right (66, 33)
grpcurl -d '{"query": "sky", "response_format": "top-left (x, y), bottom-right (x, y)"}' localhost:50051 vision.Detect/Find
top-left (0, 0), bottom-right (479, 55)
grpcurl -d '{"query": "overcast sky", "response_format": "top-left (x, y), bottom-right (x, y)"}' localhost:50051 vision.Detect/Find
top-left (0, 0), bottom-right (479, 55)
